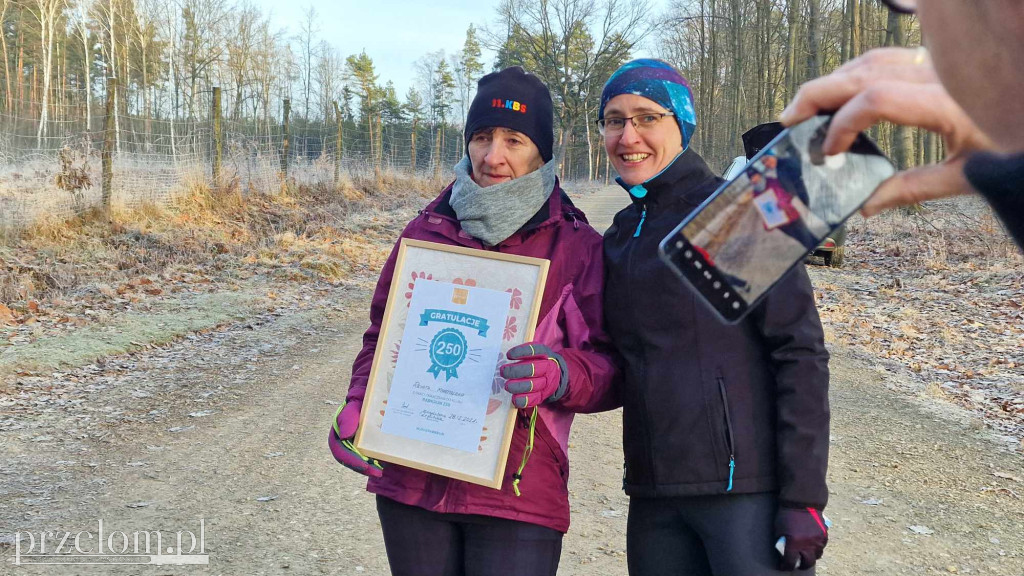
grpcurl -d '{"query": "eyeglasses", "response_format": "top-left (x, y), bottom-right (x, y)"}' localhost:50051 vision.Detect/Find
top-left (879, 0), bottom-right (915, 14)
top-left (597, 113), bottom-right (675, 135)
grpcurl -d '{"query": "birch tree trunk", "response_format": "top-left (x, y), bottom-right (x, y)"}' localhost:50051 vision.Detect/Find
top-left (785, 0), bottom-right (800, 100)
top-left (1, 0), bottom-right (11, 113)
top-left (34, 0), bottom-right (66, 149)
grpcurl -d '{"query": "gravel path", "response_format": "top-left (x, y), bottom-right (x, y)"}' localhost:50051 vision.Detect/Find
top-left (0, 187), bottom-right (1020, 575)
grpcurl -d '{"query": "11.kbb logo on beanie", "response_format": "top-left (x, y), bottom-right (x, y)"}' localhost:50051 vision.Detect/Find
top-left (491, 99), bottom-right (528, 114)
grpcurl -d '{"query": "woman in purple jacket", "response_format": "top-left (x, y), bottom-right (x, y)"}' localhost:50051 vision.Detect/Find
top-left (328, 67), bottom-right (618, 576)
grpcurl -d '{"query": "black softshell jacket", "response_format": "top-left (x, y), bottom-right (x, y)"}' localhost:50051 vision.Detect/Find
top-left (964, 151), bottom-right (1024, 250)
top-left (603, 149), bottom-right (831, 509)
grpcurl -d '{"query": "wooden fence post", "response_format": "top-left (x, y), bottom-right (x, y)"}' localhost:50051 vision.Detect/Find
top-left (280, 98), bottom-right (290, 179)
top-left (410, 117), bottom-right (417, 173)
top-left (333, 101), bottom-right (343, 186)
top-left (101, 76), bottom-right (116, 215)
top-left (212, 87), bottom-right (222, 188)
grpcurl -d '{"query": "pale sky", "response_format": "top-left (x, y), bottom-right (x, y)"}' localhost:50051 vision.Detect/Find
top-left (252, 0), bottom-right (670, 97)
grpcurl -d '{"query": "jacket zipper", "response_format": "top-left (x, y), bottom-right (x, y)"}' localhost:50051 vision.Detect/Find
top-left (717, 372), bottom-right (736, 492)
top-left (633, 203), bottom-right (647, 238)
top-left (623, 206), bottom-right (656, 486)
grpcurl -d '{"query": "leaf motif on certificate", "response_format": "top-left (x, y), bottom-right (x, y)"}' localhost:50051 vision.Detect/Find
top-left (390, 341), bottom-right (401, 366)
top-left (506, 288), bottom-right (523, 310)
top-left (406, 271), bottom-right (434, 303)
top-left (503, 316), bottom-right (518, 341)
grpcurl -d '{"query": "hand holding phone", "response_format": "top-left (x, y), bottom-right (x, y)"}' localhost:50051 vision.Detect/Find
top-left (659, 116), bottom-right (895, 323)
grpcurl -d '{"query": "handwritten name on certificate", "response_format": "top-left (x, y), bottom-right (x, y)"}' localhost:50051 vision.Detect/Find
top-left (381, 280), bottom-right (512, 452)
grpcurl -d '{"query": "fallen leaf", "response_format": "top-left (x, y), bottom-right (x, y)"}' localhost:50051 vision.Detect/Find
top-left (0, 303), bottom-right (15, 325)
top-left (994, 472), bottom-right (1023, 483)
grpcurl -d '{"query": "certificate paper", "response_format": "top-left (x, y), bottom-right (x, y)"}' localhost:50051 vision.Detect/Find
top-left (381, 280), bottom-right (512, 452)
top-left (752, 188), bottom-right (792, 230)
top-left (355, 239), bottom-right (549, 488)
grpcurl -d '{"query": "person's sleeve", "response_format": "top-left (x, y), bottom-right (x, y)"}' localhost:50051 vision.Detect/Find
top-left (346, 237), bottom-right (404, 403)
top-left (964, 152), bottom-right (1024, 250)
top-left (555, 235), bottom-right (623, 413)
top-left (753, 264), bottom-right (830, 509)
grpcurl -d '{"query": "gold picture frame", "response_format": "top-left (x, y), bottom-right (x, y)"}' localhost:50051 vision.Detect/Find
top-left (355, 239), bottom-right (550, 489)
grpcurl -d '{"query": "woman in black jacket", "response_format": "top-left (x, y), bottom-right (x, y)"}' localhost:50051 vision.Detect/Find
top-left (599, 59), bottom-right (831, 575)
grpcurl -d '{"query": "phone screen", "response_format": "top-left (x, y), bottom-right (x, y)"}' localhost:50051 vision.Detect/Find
top-left (659, 115), bottom-right (896, 323)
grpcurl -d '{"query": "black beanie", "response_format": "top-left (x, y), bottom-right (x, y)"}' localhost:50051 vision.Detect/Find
top-left (464, 67), bottom-right (554, 162)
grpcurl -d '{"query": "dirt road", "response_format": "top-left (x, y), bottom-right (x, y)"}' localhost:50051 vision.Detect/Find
top-left (2, 187), bottom-right (1022, 575)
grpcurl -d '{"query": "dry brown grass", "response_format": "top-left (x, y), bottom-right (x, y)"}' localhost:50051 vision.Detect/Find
top-left (850, 195), bottom-right (1020, 272)
top-left (0, 169), bottom-right (440, 306)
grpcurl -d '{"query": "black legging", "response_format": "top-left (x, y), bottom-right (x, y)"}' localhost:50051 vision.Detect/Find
top-left (376, 496), bottom-right (563, 576)
top-left (627, 492), bottom-right (812, 576)
top-left (778, 219), bottom-right (820, 251)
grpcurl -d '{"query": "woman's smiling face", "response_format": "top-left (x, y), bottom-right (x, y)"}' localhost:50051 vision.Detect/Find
top-left (603, 94), bottom-right (683, 186)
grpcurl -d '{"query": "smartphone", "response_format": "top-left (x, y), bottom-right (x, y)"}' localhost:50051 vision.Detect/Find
top-left (658, 115), bottom-right (896, 323)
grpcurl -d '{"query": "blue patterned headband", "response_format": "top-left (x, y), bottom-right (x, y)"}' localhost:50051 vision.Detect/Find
top-left (599, 59), bottom-right (697, 151)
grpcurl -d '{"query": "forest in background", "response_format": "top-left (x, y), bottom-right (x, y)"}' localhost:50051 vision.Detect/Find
top-left (0, 0), bottom-right (928, 185)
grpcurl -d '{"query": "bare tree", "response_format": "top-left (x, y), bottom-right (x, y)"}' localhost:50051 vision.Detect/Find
top-left (225, 1), bottom-right (262, 120)
top-left (314, 40), bottom-right (343, 123)
top-left (178, 0), bottom-right (229, 120)
top-left (296, 4), bottom-right (318, 120)
top-left (493, 0), bottom-right (651, 172)
top-left (245, 16), bottom-right (283, 128)
top-left (70, 0), bottom-right (93, 128)
top-left (31, 0), bottom-right (69, 146)
top-left (0, 0), bottom-right (13, 113)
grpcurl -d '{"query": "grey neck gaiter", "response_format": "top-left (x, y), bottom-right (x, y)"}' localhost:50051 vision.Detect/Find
top-left (449, 156), bottom-right (557, 246)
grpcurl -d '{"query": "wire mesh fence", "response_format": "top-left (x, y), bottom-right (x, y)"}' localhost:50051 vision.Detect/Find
top-left (0, 84), bottom-right (466, 232)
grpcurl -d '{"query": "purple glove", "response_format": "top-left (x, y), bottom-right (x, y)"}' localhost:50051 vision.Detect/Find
top-left (775, 507), bottom-right (829, 571)
top-left (328, 399), bottom-right (383, 478)
top-left (500, 342), bottom-right (569, 409)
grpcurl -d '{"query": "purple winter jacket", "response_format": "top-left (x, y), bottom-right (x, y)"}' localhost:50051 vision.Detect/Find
top-left (345, 182), bottom-right (620, 533)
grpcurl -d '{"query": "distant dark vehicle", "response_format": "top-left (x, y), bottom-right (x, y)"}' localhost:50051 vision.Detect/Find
top-left (732, 123), bottom-right (847, 268)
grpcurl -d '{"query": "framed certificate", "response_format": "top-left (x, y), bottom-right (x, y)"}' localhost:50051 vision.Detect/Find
top-left (752, 188), bottom-right (794, 230)
top-left (355, 239), bottom-right (550, 488)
